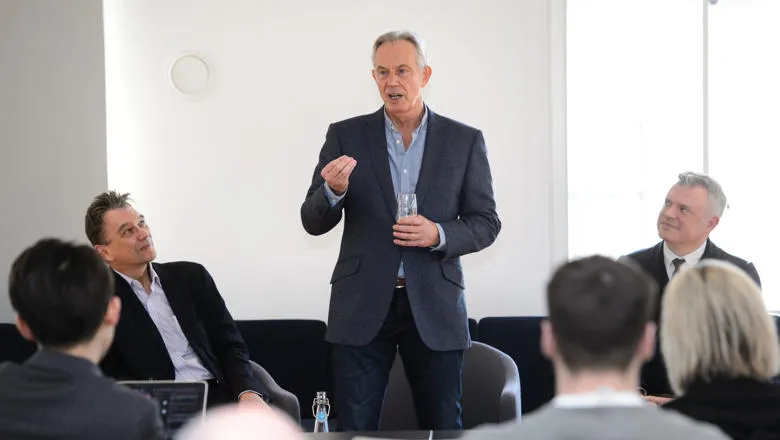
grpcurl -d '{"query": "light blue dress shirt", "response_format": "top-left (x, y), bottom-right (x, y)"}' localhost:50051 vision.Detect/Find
top-left (324, 106), bottom-right (446, 278)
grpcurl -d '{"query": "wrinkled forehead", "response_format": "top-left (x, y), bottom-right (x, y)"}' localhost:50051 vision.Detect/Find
top-left (374, 40), bottom-right (419, 68)
top-left (666, 184), bottom-right (710, 209)
top-left (103, 206), bottom-right (143, 231)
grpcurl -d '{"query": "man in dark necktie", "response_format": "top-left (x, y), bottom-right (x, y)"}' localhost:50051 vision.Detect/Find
top-left (623, 172), bottom-right (760, 400)
top-left (671, 258), bottom-right (686, 276)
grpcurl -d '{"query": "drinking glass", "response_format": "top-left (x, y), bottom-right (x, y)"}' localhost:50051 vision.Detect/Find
top-left (396, 193), bottom-right (417, 221)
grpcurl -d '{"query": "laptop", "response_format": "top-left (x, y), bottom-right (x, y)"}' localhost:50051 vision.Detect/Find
top-left (119, 380), bottom-right (208, 439)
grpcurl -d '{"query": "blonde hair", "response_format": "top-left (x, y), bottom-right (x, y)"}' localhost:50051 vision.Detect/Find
top-left (661, 260), bottom-right (780, 395)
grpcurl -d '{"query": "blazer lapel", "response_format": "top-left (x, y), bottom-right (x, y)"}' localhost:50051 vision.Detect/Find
top-left (152, 264), bottom-right (216, 375)
top-left (113, 273), bottom-right (169, 361)
top-left (651, 241), bottom-right (670, 289)
top-left (415, 110), bottom-right (447, 209)
top-left (152, 264), bottom-right (199, 346)
top-left (701, 238), bottom-right (718, 259)
top-left (365, 108), bottom-right (397, 220)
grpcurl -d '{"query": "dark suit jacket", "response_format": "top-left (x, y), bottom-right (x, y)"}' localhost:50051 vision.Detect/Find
top-left (301, 107), bottom-right (501, 351)
top-left (101, 261), bottom-right (267, 399)
top-left (664, 377), bottom-right (780, 440)
top-left (0, 350), bottom-right (164, 440)
top-left (626, 239), bottom-right (761, 395)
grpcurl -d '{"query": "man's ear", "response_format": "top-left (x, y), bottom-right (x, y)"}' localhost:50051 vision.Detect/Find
top-left (104, 296), bottom-right (122, 327)
top-left (540, 319), bottom-right (557, 361)
top-left (638, 322), bottom-right (657, 363)
top-left (705, 215), bottom-right (720, 233)
top-left (421, 65), bottom-right (432, 87)
top-left (94, 244), bottom-right (113, 263)
top-left (15, 315), bottom-right (35, 342)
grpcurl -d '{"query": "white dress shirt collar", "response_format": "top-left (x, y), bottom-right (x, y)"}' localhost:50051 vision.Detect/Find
top-left (663, 240), bottom-right (707, 280)
top-left (114, 264), bottom-right (160, 291)
top-left (553, 387), bottom-right (647, 408)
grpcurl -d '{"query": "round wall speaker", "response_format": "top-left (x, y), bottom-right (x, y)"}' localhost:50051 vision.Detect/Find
top-left (169, 53), bottom-right (210, 94)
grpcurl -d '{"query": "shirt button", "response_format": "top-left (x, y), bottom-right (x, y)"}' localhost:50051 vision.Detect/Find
top-left (396, 140), bottom-right (400, 144)
top-left (403, 169), bottom-right (407, 174)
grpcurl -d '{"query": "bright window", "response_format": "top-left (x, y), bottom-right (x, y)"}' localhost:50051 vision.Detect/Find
top-left (708, 0), bottom-right (780, 309)
top-left (567, 0), bottom-right (703, 259)
top-left (567, 0), bottom-right (777, 308)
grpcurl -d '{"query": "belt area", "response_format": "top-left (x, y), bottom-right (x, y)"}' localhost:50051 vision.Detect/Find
top-left (395, 277), bottom-right (406, 288)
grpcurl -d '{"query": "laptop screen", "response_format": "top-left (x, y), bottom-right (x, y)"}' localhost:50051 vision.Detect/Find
top-left (119, 380), bottom-right (208, 438)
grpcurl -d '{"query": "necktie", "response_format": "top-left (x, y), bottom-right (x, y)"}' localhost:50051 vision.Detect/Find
top-left (672, 258), bottom-right (686, 276)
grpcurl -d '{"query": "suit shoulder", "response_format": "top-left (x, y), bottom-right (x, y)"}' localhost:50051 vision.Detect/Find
top-left (625, 243), bottom-right (661, 264)
top-left (88, 375), bottom-right (160, 414)
top-left (155, 261), bottom-right (207, 274)
top-left (331, 112), bottom-right (379, 131)
top-left (708, 243), bottom-right (755, 268)
top-left (724, 252), bottom-right (755, 269)
top-left (434, 113), bottom-right (481, 136)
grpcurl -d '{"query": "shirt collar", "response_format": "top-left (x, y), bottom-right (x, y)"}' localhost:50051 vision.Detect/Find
top-left (553, 387), bottom-right (646, 408)
top-left (114, 264), bottom-right (160, 288)
top-left (384, 105), bottom-right (429, 136)
top-left (663, 240), bottom-right (707, 270)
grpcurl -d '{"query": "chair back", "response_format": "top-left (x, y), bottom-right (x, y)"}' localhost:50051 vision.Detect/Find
top-left (0, 323), bottom-right (36, 364)
top-left (478, 316), bottom-right (554, 414)
top-left (380, 341), bottom-right (522, 430)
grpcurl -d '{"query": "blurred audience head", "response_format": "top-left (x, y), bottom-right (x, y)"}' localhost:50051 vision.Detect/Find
top-left (8, 238), bottom-right (120, 358)
top-left (175, 405), bottom-right (302, 440)
top-left (543, 255), bottom-right (658, 376)
top-left (662, 259), bottom-right (780, 395)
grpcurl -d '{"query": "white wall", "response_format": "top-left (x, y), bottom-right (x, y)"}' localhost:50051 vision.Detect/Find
top-left (104, 0), bottom-right (566, 320)
top-left (0, 0), bottom-right (107, 323)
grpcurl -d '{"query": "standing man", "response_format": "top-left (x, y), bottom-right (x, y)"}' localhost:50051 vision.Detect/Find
top-left (625, 172), bottom-right (760, 400)
top-left (301, 31), bottom-right (501, 431)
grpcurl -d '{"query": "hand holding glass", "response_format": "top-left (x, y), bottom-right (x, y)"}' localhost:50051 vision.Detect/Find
top-left (396, 193), bottom-right (417, 222)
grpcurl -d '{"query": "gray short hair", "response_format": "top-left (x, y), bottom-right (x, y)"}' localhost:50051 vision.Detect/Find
top-left (371, 31), bottom-right (429, 70)
top-left (676, 172), bottom-right (727, 217)
top-left (661, 260), bottom-right (780, 395)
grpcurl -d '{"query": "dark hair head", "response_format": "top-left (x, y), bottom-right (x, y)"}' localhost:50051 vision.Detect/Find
top-left (546, 255), bottom-right (658, 373)
top-left (8, 238), bottom-right (114, 348)
top-left (85, 191), bottom-right (132, 245)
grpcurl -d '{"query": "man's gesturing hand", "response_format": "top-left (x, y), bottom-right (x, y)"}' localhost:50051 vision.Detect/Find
top-left (321, 155), bottom-right (357, 195)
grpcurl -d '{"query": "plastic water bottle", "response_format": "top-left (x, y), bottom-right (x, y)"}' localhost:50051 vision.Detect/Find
top-left (312, 391), bottom-right (330, 432)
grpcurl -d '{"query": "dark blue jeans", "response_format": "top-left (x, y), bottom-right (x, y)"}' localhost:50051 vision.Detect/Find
top-left (330, 287), bottom-right (463, 431)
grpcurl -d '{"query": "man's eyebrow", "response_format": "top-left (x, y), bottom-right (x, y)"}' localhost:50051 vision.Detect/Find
top-left (117, 222), bottom-right (132, 234)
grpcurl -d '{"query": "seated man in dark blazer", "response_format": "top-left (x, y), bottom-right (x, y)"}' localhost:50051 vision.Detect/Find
top-left (624, 172), bottom-right (760, 400)
top-left (84, 191), bottom-right (270, 408)
top-left (0, 238), bottom-right (165, 440)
